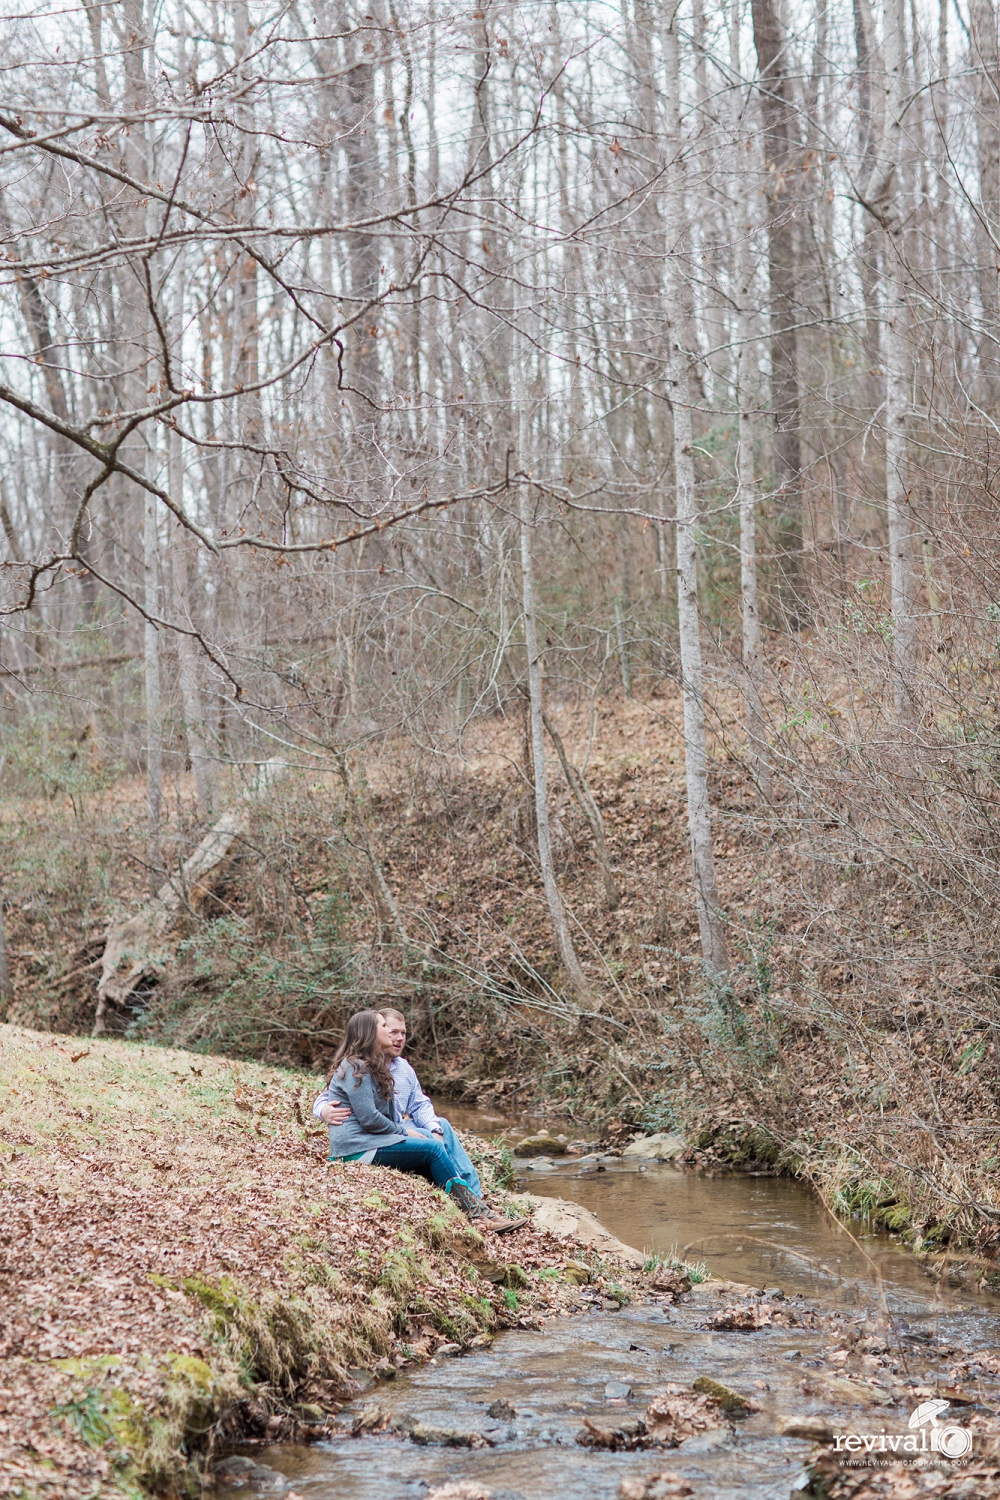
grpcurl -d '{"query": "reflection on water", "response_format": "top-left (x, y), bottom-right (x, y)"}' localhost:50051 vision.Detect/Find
top-left (440, 1097), bottom-right (998, 1321)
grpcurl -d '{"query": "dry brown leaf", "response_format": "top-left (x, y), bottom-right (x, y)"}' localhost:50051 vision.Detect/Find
top-left (706, 1302), bottom-right (773, 1331)
top-left (644, 1383), bottom-right (726, 1445)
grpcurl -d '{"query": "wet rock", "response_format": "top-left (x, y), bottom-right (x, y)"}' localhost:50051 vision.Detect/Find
top-left (524, 1193), bottom-right (644, 1266)
top-left (487, 1398), bottom-right (517, 1419)
top-left (409, 1421), bottom-right (491, 1447)
top-left (605, 1379), bottom-right (633, 1400)
top-left (344, 1365), bottom-right (377, 1393)
top-left (436, 1342), bottom-right (463, 1357)
top-left (513, 1133), bottom-right (566, 1157)
top-left (563, 1260), bottom-right (592, 1285)
top-left (763, 1286), bottom-right (786, 1300)
top-left (212, 1459), bottom-right (287, 1492)
top-left (690, 1377), bottom-right (757, 1417)
top-left (678, 1429), bottom-right (729, 1453)
top-left (523, 1157), bottom-right (560, 1173)
top-left (619, 1473), bottom-right (693, 1500)
top-left (622, 1133), bottom-right (686, 1162)
top-left (777, 1414), bottom-right (836, 1441)
top-left (427, 1485), bottom-right (493, 1500)
top-left (215, 1458), bottom-right (258, 1477)
top-left (293, 1402), bottom-right (325, 1422)
top-left (576, 1414), bottom-right (646, 1449)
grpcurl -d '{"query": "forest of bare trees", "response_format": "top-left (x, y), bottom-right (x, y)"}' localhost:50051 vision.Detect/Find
top-left (4, 0), bottom-right (1000, 1236)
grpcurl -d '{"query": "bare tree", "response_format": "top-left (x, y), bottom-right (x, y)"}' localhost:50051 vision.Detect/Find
top-left (751, 0), bottom-right (804, 623)
top-left (664, 0), bottom-right (728, 978)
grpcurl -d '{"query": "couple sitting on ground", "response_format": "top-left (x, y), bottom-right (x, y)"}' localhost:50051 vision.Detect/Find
top-left (313, 1006), bottom-right (528, 1234)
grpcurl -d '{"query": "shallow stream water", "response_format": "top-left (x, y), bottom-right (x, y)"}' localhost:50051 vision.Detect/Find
top-left (230, 1105), bottom-right (1000, 1500)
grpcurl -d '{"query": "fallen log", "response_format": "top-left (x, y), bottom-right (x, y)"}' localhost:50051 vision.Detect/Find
top-left (92, 759), bottom-right (287, 1035)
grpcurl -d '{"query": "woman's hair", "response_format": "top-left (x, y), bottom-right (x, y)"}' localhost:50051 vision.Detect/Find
top-left (327, 1010), bottom-right (394, 1100)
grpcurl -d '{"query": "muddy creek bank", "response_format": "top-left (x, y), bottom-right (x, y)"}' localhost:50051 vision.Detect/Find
top-left (226, 1113), bottom-right (1000, 1500)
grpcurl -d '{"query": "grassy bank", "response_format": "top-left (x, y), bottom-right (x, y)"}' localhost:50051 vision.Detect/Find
top-left (0, 1026), bottom-right (638, 1499)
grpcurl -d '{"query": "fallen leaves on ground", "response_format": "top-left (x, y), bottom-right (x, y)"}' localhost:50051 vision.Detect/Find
top-left (0, 1024), bottom-right (641, 1499)
top-left (649, 1269), bottom-right (691, 1297)
top-left (643, 1383), bottom-right (728, 1445)
top-left (706, 1302), bottom-right (773, 1331)
top-left (576, 1380), bottom-right (738, 1451)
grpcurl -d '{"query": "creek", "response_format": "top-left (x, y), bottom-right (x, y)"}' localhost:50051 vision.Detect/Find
top-left (224, 1105), bottom-right (1000, 1500)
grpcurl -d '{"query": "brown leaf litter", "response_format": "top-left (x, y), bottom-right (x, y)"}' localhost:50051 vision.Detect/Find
top-left (0, 1024), bottom-right (643, 1499)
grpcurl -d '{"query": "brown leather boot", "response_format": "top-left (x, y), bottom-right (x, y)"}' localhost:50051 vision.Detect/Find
top-left (446, 1181), bottom-right (529, 1232)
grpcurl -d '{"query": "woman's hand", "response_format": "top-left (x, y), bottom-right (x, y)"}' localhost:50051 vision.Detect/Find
top-left (320, 1103), bottom-right (351, 1126)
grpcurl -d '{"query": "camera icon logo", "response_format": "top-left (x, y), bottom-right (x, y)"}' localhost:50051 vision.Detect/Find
top-left (909, 1399), bottom-right (973, 1459)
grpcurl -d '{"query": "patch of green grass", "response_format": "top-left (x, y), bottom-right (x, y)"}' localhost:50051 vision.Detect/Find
top-left (642, 1249), bottom-right (709, 1284)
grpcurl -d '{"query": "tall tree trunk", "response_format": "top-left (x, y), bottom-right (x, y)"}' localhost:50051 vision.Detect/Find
top-left (751, 0), bottom-right (804, 626)
top-left (664, 4), bottom-right (728, 978)
top-left (517, 410), bottom-right (588, 999)
top-left (168, 457), bottom-right (214, 818)
top-left (970, 0), bottom-right (1000, 401)
top-left (869, 0), bottom-right (916, 722)
top-left (853, 0), bottom-right (882, 417)
top-left (144, 490), bottom-right (163, 891)
top-left (166, 252), bottom-right (213, 818)
top-left (0, 879), bottom-right (11, 1011)
top-left (117, 0), bottom-right (162, 887)
top-left (731, 0), bottom-right (770, 799)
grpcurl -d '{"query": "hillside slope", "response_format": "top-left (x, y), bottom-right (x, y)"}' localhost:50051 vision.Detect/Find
top-left (0, 1025), bottom-right (634, 1498)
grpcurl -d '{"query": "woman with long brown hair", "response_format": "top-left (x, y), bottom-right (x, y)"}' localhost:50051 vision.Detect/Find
top-left (317, 1010), bottom-right (525, 1231)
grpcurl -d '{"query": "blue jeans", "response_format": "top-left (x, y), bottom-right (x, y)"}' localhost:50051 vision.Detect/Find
top-left (371, 1136), bottom-right (468, 1191)
top-left (409, 1117), bottom-right (482, 1196)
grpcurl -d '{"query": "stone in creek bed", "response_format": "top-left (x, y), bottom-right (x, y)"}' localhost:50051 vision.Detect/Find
top-left (212, 1457), bottom-right (287, 1491)
top-left (487, 1398), bottom-right (517, 1419)
top-left (621, 1132), bottom-right (686, 1162)
top-left (436, 1343), bottom-right (463, 1357)
top-left (513, 1133), bottom-right (567, 1157)
top-left (690, 1377), bottom-right (756, 1417)
top-left (214, 1457), bottom-right (258, 1477)
top-left (522, 1157), bottom-right (560, 1172)
top-left (409, 1421), bottom-right (490, 1447)
top-left (604, 1380), bottom-right (633, 1400)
